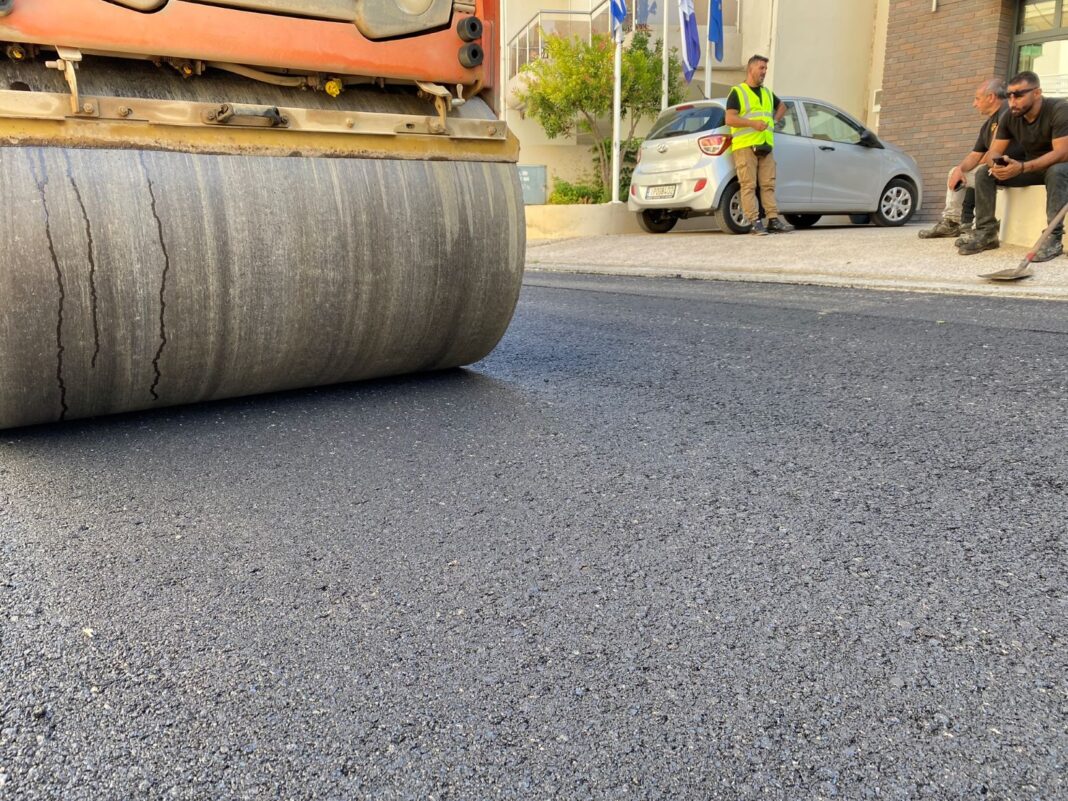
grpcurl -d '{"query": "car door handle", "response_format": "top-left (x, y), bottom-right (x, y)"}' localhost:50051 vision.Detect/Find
top-left (819, 145), bottom-right (835, 151)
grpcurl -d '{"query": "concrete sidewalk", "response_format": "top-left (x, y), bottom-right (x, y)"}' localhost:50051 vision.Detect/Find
top-left (526, 223), bottom-right (1068, 300)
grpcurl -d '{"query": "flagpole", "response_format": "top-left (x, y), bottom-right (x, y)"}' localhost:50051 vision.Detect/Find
top-left (678, 1), bottom-right (683, 78)
top-left (704, 24), bottom-right (711, 98)
top-left (611, 28), bottom-right (623, 203)
top-left (657, 0), bottom-right (666, 110)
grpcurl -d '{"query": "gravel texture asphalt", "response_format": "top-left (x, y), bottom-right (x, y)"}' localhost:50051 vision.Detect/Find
top-left (2, 274), bottom-right (1066, 800)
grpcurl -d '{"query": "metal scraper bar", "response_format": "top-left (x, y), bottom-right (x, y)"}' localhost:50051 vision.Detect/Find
top-left (0, 89), bottom-right (507, 140)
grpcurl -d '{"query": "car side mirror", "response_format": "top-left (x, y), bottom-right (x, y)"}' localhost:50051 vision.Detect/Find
top-left (859, 130), bottom-right (883, 148)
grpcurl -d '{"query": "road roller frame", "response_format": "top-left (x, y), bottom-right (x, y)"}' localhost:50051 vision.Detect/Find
top-left (0, 0), bottom-right (497, 88)
top-left (0, 0), bottom-right (516, 161)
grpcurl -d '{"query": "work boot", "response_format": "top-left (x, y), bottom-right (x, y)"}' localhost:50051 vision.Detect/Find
top-left (767, 217), bottom-right (794, 233)
top-left (957, 230), bottom-right (999, 255)
top-left (917, 218), bottom-right (961, 239)
top-left (750, 219), bottom-right (768, 236)
top-left (1033, 237), bottom-right (1064, 262)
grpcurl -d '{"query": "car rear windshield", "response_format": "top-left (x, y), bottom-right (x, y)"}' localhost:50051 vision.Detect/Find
top-left (646, 105), bottom-right (726, 140)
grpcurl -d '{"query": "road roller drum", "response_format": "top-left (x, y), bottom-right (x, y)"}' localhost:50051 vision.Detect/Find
top-left (0, 0), bottom-right (523, 429)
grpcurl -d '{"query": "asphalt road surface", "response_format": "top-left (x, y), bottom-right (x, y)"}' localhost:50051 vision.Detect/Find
top-left (2, 274), bottom-right (1066, 800)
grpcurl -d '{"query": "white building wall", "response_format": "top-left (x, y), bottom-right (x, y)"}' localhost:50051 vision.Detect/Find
top-left (767, 0), bottom-right (880, 124)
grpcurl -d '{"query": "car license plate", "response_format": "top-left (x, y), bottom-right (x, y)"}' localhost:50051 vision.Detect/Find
top-left (647, 185), bottom-right (676, 200)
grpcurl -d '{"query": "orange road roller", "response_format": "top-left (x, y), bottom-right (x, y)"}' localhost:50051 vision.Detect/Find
top-left (0, 0), bottom-right (524, 428)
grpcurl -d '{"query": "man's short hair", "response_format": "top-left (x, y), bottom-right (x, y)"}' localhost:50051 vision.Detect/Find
top-left (1008, 70), bottom-right (1041, 88)
top-left (747, 54), bottom-right (769, 68)
top-left (983, 78), bottom-right (1007, 99)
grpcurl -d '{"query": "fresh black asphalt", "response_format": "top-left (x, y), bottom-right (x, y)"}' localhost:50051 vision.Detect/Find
top-left (2, 274), bottom-right (1065, 800)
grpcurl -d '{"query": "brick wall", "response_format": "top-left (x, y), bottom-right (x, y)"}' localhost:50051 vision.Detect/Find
top-left (880, 0), bottom-right (1017, 221)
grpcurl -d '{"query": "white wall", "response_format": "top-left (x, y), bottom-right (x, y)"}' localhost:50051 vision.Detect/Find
top-left (768, 0), bottom-right (880, 123)
top-left (867, 0), bottom-right (890, 130)
top-left (505, 0), bottom-right (596, 41)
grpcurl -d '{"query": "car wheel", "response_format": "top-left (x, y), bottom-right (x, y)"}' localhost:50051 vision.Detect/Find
top-left (783, 214), bottom-right (821, 229)
top-left (637, 209), bottom-right (679, 234)
top-left (717, 182), bottom-right (751, 234)
top-left (849, 214), bottom-right (871, 225)
top-left (872, 179), bottom-right (917, 227)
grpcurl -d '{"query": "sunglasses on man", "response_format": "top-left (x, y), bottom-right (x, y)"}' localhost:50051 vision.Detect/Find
top-left (1006, 86), bottom-right (1038, 99)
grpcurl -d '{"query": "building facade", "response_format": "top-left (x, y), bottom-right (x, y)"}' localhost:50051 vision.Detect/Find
top-left (506, 1), bottom-right (1067, 220)
top-left (881, 0), bottom-right (1016, 221)
top-left (882, 0), bottom-right (1068, 221)
top-left (503, 0), bottom-right (887, 197)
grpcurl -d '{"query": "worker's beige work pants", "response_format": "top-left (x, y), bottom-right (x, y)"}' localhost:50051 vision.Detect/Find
top-left (733, 146), bottom-right (779, 223)
top-left (942, 166), bottom-right (979, 223)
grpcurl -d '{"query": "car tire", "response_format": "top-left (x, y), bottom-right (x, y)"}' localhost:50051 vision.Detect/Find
top-left (849, 214), bottom-right (871, 225)
top-left (717, 182), bottom-right (751, 234)
top-left (872, 178), bottom-right (917, 227)
top-left (783, 214), bottom-right (821, 229)
top-left (637, 209), bottom-right (679, 234)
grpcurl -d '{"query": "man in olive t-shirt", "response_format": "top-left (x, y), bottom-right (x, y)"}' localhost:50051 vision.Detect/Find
top-left (960, 70), bottom-right (1068, 261)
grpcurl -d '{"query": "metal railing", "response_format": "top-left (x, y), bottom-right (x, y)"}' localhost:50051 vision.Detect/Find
top-left (509, 2), bottom-right (632, 79)
top-left (507, 1), bottom-right (740, 80)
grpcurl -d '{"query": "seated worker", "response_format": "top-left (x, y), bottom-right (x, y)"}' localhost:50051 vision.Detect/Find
top-left (959, 71), bottom-right (1068, 260)
top-left (918, 79), bottom-right (1022, 240)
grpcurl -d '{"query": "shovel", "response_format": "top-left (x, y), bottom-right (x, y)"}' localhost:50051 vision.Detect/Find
top-left (980, 197), bottom-right (1068, 281)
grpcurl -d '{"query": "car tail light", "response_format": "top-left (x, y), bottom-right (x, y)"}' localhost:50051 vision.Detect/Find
top-left (630, 184), bottom-right (637, 197)
top-left (694, 178), bottom-right (707, 192)
top-left (698, 134), bottom-right (732, 156)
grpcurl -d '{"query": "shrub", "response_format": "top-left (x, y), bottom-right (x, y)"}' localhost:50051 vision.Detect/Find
top-left (549, 179), bottom-right (608, 205)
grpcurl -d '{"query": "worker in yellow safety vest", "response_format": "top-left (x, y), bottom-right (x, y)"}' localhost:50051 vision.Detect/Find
top-left (725, 54), bottom-right (791, 235)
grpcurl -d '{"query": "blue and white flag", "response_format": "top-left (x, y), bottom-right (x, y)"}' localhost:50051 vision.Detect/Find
top-left (679, 0), bottom-right (701, 83)
top-left (610, 0), bottom-right (627, 42)
top-left (708, 0), bottom-right (724, 62)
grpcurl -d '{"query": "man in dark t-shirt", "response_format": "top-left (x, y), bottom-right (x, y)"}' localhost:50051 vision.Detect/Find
top-left (960, 70), bottom-right (1068, 261)
top-left (917, 79), bottom-right (1022, 239)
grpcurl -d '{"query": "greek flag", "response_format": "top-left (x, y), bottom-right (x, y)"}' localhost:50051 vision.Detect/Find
top-left (679, 0), bottom-right (701, 83)
top-left (708, 0), bottom-right (724, 62)
top-left (610, 0), bottom-right (627, 41)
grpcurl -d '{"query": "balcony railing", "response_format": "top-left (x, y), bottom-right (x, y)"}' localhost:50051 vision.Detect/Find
top-left (509, 2), bottom-right (632, 80)
top-left (507, 0), bottom-right (740, 80)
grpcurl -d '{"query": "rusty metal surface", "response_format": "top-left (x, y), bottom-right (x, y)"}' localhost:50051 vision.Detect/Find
top-left (0, 57), bottom-right (517, 160)
top-left (0, 0), bottom-right (489, 85)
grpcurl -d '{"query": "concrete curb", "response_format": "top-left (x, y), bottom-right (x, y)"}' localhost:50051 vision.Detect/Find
top-left (525, 227), bottom-right (1068, 301)
top-left (527, 262), bottom-right (1068, 301)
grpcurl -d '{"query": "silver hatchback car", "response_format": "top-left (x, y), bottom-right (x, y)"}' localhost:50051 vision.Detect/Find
top-left (628, 97), bottom-right (923, 234)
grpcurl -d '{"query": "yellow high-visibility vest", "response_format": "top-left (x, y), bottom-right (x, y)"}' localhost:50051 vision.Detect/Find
top-left (730, 83), bottom-right (775, 151)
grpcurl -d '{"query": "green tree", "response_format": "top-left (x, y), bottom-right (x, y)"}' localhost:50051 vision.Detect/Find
top-left (517, 31), bottom-right (685, 193)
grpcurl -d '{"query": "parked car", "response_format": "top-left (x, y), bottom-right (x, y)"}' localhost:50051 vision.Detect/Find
top-left (628, 97), bottom-right (923, 234)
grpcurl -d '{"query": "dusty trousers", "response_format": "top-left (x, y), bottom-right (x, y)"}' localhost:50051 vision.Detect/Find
top-left (733, 146), bottom-right (780, 223)
top-left (974, 161), bottom-right (1068, 240)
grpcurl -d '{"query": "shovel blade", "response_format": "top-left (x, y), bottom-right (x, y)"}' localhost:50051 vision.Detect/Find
top-left (980, 265), bottom-right (1034, 281)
